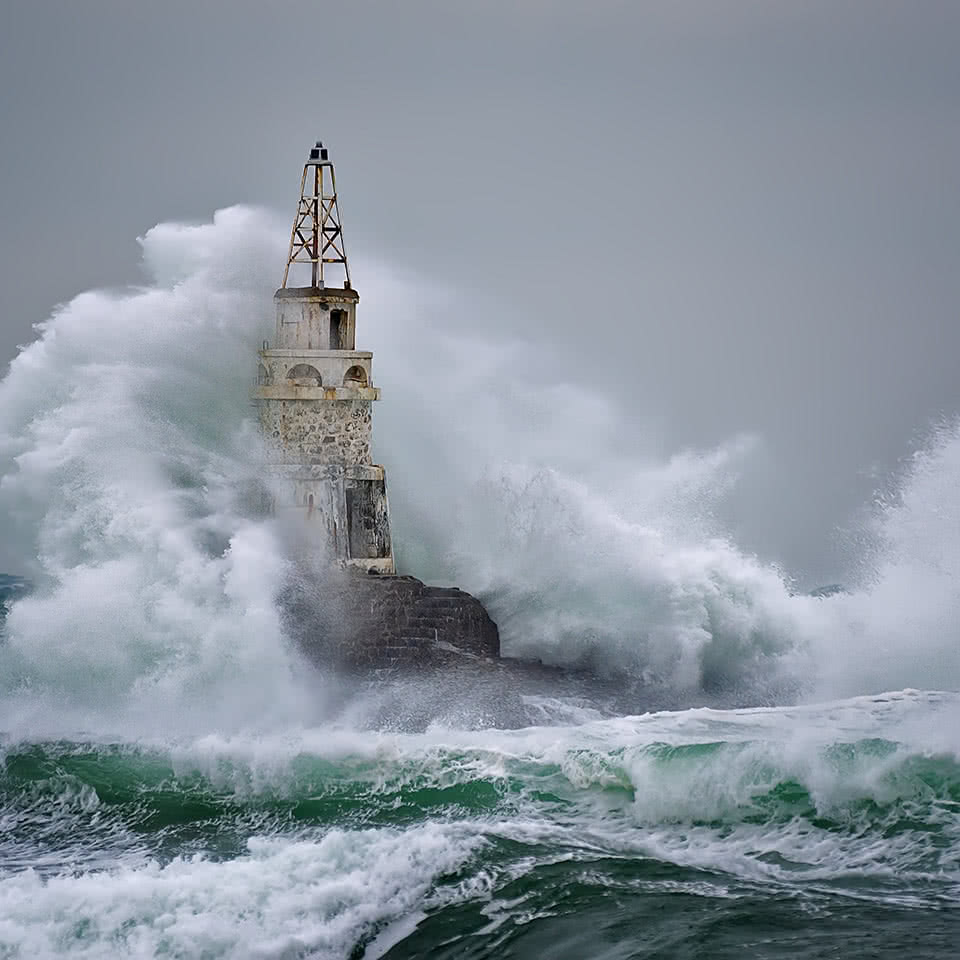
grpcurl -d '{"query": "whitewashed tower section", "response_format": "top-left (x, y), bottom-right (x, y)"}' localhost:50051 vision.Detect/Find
top-left (254, 142), bottom-right (394, 572)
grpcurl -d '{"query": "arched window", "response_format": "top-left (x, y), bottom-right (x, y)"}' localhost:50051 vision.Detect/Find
top-left (343, 365), bottom-right (368, 387)
top-left (286, 364), bottom-right (322, 385)
top-left (257, 364), bottom-right (270, 385)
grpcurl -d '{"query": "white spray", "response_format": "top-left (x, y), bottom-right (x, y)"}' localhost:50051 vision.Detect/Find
top-left (0, 207), bottom-right (322, 736)
top-left (0, 206), bottom-right (957, 740)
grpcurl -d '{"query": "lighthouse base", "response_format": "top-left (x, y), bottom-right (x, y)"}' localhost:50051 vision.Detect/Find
top-left (281, 572), bottom-right (499, 669)
top-left (266, 462), bottom-right (395, 574)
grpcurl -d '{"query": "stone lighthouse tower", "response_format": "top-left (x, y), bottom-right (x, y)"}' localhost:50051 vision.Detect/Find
top-left (254, 141), bottom-right (394, 573)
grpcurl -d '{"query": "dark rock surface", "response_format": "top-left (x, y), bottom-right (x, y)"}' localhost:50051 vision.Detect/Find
top-left (298, 656), bottom-right (763, 732)
top-left (808, 583), bottom-right (846, 598)
top-left (0, 574), bottom-right (30, 622)
top-left (282, 572), bottom-right (500, 669)
top-left (325, 660), bottom-right (671, 731)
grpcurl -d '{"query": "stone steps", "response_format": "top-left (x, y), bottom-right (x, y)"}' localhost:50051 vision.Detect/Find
top-left (415, 597), bottom-right (463, 608)
top-left (292, 573), bottom-right (499, 669)
top-left (422, 586), bottom-right (466, 598)
top-left (398, 628), bottom-right (438, 642)
top-left (381, 644), bottom-right (422, 655)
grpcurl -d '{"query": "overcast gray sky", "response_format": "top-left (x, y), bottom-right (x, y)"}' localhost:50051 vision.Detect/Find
top-left (1, 0), bottom-right (958, 584)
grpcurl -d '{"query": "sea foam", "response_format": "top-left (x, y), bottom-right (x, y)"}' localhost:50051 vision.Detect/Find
top-left (1, 205), bottom-right (959, 740)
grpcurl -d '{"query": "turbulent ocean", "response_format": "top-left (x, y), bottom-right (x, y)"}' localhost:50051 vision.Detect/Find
top-left (1, 207), bottom-right (959, 958)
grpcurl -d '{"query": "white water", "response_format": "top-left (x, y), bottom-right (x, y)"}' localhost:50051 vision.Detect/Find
top-left (0, 823), bottom-right (483, 960)
top-left (1, 691), bottom-right (958, 958)
top-left (1, 204), bottom-right (959, 959)
top-left (0, 205), bottom-right (959, 737)
top-left (0, 207), bottom-right (320, 737)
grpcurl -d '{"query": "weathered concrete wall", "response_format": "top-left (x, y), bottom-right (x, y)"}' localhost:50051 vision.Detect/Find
top-left (283, 573), bottom-right (500, 669)
top-left (259, 399), bottom-right (372, 465)
top-left (257, 350), bottom-right (373, 389)
top-left (346, 477), bottom-right (392, 561)
top-left (261, 465), bottom-right (393, 571)
top-left (274, 287), bottom-right (358, 351)
top-left (254, 286), bottom-right (394, 573)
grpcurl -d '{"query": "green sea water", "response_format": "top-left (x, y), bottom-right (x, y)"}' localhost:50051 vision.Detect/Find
top-left (1, 689), bottom-right (958, 959)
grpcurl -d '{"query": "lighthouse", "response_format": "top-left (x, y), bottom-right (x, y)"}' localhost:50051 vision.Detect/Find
top-left (254, 142), bottom-right (394, 573)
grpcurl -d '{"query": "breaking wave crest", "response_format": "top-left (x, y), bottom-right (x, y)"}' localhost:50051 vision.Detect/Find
top-left (365, 266), bottom-right (960, 700)
top-left (0, 207), bottom-right (321, 736)
top-left (0, 204), bottom-right (959, 732)
top-left (0, 691), bottom-right (958, 957)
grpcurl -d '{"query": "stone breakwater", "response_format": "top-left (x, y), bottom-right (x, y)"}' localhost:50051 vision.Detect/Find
top-left (281, 573), bottom-right (500, 669)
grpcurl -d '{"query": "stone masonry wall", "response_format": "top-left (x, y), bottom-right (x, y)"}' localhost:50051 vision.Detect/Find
top-left (259, 399), bottom-right (372, 464)
top-left (282, 573), bottom-right (501, 670)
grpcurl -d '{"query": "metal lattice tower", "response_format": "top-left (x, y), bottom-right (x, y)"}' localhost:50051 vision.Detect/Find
top-left (282, 141), bottom-right (351, 289)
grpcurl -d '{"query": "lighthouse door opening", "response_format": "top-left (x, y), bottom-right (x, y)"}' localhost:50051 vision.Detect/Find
top-left (329, 310), bottom-right (344, 350)
top-left (346, 480), bottom-right (392, 559)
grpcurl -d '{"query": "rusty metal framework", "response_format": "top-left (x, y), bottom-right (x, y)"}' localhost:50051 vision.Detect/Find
top-left (282, 142), bottom-right (351, 289)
